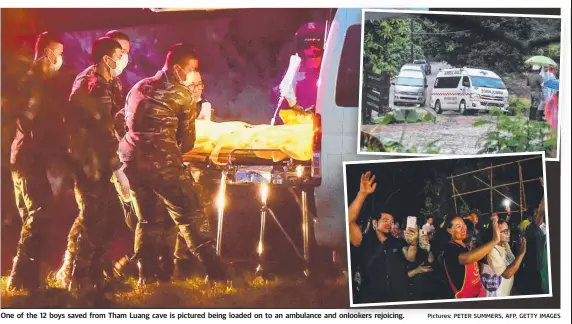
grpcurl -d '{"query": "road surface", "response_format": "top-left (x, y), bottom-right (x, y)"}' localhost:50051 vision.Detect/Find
top-left (362, 115), bottom-right (491, 155)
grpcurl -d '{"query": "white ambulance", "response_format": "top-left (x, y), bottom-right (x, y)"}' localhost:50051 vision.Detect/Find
top-left (430, 67), bottom-right (509, 115)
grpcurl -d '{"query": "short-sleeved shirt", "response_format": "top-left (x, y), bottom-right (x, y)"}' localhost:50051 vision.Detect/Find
top-left (356, 233), bottom-right (409, 303)
top-left (485, 245), bottom-right (514, 297)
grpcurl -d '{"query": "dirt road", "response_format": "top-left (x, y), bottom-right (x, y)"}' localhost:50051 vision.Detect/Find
top-left (362, 113), bottom-right (490, 155)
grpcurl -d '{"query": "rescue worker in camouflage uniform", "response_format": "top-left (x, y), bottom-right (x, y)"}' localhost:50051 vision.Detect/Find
top-left (61, 37), bottom-right (127, 290)
top-left (6, 32), bottom-right (65, 291)
top-left (118, 43), bottom-right (231, 286)
top-left (56, 30), bottom-right (133, 288)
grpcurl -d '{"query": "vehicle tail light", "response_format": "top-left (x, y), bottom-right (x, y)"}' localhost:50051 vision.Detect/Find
top-left (311, 113), bottom-right (322, 181)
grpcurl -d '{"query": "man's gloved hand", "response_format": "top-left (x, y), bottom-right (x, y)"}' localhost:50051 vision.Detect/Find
top-left (282, 86), bottom-right (297, 107)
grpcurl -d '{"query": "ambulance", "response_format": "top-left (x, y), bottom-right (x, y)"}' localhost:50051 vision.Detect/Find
top-left (430, 67), bottom-right (510, 115)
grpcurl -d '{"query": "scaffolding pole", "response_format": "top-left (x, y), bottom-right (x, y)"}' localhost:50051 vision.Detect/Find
top-left (518, 162), bottom-right (524, 222)
top-left (447, 155), bottom-right (542, 179)
top-left (490, 162), bottom-right (493, 215)
top-left (451, 178), bottom-right (542, 198)
top-left (451, 174), bottom-right (458, 214)
top-left (448, 155), bottom-right (542, 222)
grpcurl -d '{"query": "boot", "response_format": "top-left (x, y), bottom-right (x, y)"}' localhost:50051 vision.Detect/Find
top-left (56, 249), bottom-right (75, 289)
top-left (136, 259), bottom-right (158, 287)
top-left (195, 244), bottom-right (233, 285)
top-left (7, 254), bottom-right (40, 291)
top-left (112, 254), bottom-right (136, 282)
top-left (156, 245), bottom-right (173, 282)
top-left (173, 258), bottom-right (193, 280)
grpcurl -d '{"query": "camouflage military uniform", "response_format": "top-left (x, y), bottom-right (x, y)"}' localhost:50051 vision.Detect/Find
top-left (118, 70), bottom-right (228, 283)
top-left (5, 66), bottom-right (60, 290)
top-left (61, 65), bottom-right (123, 289)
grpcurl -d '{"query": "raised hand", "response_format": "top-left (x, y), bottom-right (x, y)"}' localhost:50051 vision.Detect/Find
top-left (492, 217), bottom-right (501, 244)
top-left (520, 237), bottom-right (527, 255)
top-left (359, 171), bottom-right (377, 195)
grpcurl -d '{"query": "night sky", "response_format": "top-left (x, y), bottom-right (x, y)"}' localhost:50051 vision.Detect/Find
top-left (345, 154), bottom-right (545, 226)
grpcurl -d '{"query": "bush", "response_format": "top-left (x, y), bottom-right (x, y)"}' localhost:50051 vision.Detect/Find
top-left (375, 109), bottom-right (436, 125)
top-left (508, 96), bottom-right (530, 116)
top-left (473, 107), bottom-right (556, 154)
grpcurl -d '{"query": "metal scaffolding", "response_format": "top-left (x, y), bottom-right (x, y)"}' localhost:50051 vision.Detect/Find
top-left (448, 155), bottom-right (543, 222)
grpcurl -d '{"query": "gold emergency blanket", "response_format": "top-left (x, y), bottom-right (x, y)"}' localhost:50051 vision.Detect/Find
top-left (193, 110), bottom-right (314, 165)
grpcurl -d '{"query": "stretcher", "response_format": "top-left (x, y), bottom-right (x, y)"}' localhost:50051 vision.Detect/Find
top-left (182, 115), bottom-right (318, 276)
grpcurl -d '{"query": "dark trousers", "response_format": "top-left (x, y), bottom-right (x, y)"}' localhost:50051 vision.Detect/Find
top-left (64, 169), bottom-right (120, 284)
top-left (124, 164), bottom-right (222, 278)
top-left (9, 160), bottom-right (52, 289)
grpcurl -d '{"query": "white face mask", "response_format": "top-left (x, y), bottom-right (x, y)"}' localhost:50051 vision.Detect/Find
top-left (53, 55), bottom-right (63, 71)
top-left (106, 56), bottom-right (125, 78)
top-left (119, 54), bottom-right (129, 68)
top-left (45, 48), bottom-right (63, 72)
top-left (176, 65), bottom-right (197, 87)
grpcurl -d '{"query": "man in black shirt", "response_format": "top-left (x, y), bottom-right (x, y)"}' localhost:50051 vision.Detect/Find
top-left (348, 171), bottom-right (418, 304)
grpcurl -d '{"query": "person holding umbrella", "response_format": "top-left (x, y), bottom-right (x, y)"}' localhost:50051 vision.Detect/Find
top-left (525, 64), bottom-right (543, 121)
top-left (525, 55), bottom-right (558, 121)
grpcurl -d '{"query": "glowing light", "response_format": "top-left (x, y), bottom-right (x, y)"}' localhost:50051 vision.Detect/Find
top-left (503, 199), bottom-right (510, 208)
top-left (260, 183), bottom-right (269, 204)
top-left (257, 241), bottom-right (263, 255)
top-left (296, 165), bottom-right (304, 178)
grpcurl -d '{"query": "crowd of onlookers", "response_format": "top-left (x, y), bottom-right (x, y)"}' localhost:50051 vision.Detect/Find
top-left (349, 172), bottom-right (549, 304)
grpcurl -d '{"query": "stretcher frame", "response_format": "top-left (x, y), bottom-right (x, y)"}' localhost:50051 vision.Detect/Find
top-left (184, 147), bottom-right (318, 276)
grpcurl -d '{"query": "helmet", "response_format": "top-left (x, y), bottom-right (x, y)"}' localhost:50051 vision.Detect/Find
top-left (295, 22), bottom-right (326, 57)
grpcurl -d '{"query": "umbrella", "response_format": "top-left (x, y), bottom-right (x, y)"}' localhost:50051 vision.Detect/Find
top-left (544, 79), bottom-right (559, 90)
top-left (525, 56), bottom-right (558, 67)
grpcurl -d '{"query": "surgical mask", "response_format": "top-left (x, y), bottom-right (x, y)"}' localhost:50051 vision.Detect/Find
top-left (119, 54), bottom-right (129, 68)
top-left (176, 65), bottom-right (196, 87)
top-left (53, 55), bottom-right (63, 71)
top-left (44, 48), bottom-right (63, 72)
top-left (106, 56), bottom-right (125, 78)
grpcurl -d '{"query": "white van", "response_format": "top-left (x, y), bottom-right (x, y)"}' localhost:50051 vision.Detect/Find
top-left (430, 67), bottom-right (509, 115)
top-left (392, 70), bottom-right (428, 106)
top-left (400, 64), bottom-right (424, 73)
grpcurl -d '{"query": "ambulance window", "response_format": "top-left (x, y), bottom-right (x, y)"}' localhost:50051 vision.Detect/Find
top-left (462, 76), bottom-right (471, 87)
top-left (434, 76), bottom-right (461, 89)
top-left (335, 24), bottom-right (360, 107)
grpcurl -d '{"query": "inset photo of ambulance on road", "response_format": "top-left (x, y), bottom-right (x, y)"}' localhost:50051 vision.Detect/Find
top-left (431, 68), bottom-right (509, 115)
top-left (359, 9), bottom-right (562, 160)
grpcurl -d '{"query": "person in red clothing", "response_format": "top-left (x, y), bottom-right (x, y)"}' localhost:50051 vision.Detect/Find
top-left (442, 215), bottom-right (501, 298)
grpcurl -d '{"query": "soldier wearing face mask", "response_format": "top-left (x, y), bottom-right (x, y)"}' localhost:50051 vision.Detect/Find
top-left (118, 43), bottom-right (233, 286)
top-left (58, 37), bottom-right (127, 291)
top-left (5, 32), bottom-right (65, 291)
top-left (56, 31), bottom-right (135, 288)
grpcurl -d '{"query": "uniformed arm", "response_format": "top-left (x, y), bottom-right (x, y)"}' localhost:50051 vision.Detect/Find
top-left (458, 219), bottom-right (501, 265)
top-left (114, 108), bottom-right (127, 141)
top-left (69, 80), bottom-right (114, 128)
top-left (178, 100), bottom-right (197, 154)
top-left (17, 80), bottom-right (43, 131)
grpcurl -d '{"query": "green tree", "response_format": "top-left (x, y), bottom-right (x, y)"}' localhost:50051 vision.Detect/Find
top-left (364, 18), bottom-right (424, 76)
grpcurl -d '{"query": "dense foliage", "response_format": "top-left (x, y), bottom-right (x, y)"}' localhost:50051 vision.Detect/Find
top-left (364, 15), bottom-right (561, 76)
top-left (473, 108), bottom-right (556, 156)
